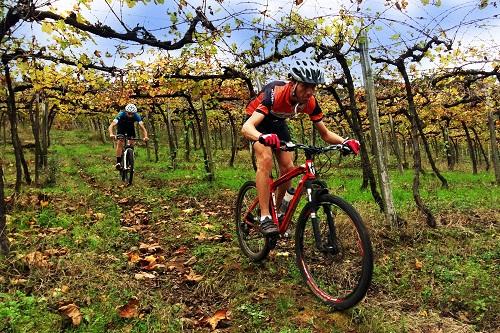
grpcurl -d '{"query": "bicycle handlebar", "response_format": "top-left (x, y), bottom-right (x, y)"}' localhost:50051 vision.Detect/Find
top-left (279, 141), bottom-right (343, 154)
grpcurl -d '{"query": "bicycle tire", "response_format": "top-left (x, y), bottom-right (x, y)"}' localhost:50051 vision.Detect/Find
top-left (235, 181), bottom-right (272, 262)
top-left (120, 153), bottom-right (126, 182)
top-left (124, 149), bottom-right (134, 185)
top-left (295, 193), bottom-right (373, 310)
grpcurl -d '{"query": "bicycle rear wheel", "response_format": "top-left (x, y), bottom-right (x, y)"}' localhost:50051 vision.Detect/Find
top-left (295, 193), bottom-right (373, 310)
top-left (235, 181), bottom-right (272, 262)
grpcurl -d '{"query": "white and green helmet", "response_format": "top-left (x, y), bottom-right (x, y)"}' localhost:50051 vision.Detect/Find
top-left (289, 60), bottom-right (325, 84)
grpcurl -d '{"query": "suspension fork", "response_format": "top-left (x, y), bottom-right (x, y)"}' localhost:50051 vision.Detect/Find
top-left (306, 180), bottom-right (338, 253)
top-left (305, 181), bottom-right (323, 251)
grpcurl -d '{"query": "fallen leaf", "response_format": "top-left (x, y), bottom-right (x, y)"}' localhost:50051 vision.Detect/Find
top-left (173, 246), bottom-right (188, 255)
top-left (10, 278), bottom-right (27, 285)
top-left (118, 297), bottom-right (140, 318)
top-left (125, 251), bottom-right (141, 264)
top-left (40, 200), bottom-right (49, 208)
top-left (58, 303), bottom-right (82, 326)
top-left (182, 208), bottom-right (194, 214)
top-left (195, 232), bottom-right (208, 241)
top-left (415, 258), bottom-right (423, 270)
top-left (184, 256), bottom-right (197, 266)
top-left (184, 270), bottom-right (203, 283)
top-left (44, 248), bottom-right (67, 256)
top-left (203, 309), bottom-right (230, 330)
top-left (134, 272), bottom-right (156, 280)
top-left (139, 243), bottom-right (162, 253)
top-left (24, 251), bottom-right (50, 268)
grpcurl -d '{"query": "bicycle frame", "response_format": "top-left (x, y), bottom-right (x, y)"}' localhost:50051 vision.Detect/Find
top-left (244, 144), bottom-right (335, 236)
top-left (269, 161), bottom-right (315, 234)
top-left (116, 134), bottom-right (135, 170)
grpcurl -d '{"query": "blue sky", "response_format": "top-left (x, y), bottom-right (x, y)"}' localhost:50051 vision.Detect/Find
top-left (12, 0), bottom-right (500, 75)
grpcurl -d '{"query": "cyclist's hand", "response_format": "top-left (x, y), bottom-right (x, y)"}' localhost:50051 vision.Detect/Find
top-left (110, 134), bottom-right (116, 140)
top-left (258, 133), bottom-right (280, 149)
top-left (143, 137), bottom-right (149, 142)
top-left (341, 138), bottom-right (360, 156)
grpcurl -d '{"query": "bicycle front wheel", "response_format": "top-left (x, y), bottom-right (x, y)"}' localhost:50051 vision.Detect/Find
top-left (235, 181), bottom-right (272, 262)
top-left (295, 193), bottom-right (373, 310)
top-left (123, 149), bottom-right (134, 185)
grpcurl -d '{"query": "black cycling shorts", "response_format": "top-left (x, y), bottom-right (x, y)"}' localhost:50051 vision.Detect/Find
top-left (117, 124), bottom-right (136, 138)
top-left (251, 115), bottom-right (291, 142)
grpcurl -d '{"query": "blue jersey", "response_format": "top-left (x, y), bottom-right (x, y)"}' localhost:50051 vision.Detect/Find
top-left (114, 111), bottom-right (142, 136)
top-left (115, 111), bottom-right (142, 123)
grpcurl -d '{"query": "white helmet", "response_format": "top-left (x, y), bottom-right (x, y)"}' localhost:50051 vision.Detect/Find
top-left (289, 59), bottom-right (325, 84)
top-left (125, 103), bottom-right (137, 113)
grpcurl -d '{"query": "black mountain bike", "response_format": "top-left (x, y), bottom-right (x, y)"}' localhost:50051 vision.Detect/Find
top-left (116, 134), bottom-right (135, 186)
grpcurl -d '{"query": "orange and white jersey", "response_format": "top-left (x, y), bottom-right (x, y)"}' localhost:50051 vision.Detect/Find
top-left (245, 81), bottom-right (323, 122)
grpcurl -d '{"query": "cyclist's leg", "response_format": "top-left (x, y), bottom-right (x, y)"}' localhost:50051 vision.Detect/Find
top-left (254, 142), bottom-right (274, 217)
top-left (274, 120), bottom-right (294, 204)
top-left (275, 150), bottom-right (294, 204)
top-left (115, 139), bottom-right (124, 167)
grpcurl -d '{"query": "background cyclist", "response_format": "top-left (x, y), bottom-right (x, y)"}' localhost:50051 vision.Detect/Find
top-left (108, 103), bottom-right (149, 170)
top-left (241, 59), bottom-right (360, 236)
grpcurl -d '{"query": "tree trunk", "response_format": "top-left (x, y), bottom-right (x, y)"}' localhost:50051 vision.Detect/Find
top-left (394, 64), bottom-right (447, 188)
top-left (487, 111), bottom-right (500, 185)
top-left (461, 121), bottom-right (477, 174)
top-left (149, 109), bottom-right (159, 163)
top-left (200, 100), bottom-right (215, 181)
top-left (172, 119), bottom-right (179, 150)
top-left (188, 99), bottom-right (212, 180)
top-left (401, 134), bottom-right (409, 169)
top-left (398, 63), bottom-right (435, 227)
top-left (96, 118), bottom-right (106, 143)
top-left (327, 80), bottom-right (384, 211)
top-left (440, 119), bottom-right (455, 170)
top-left (225, 110), bottom-right (238, 167)
top-left (191, 121), bottom-right (198, 149)
top-left (183, 117), bottom-right (191, 162)
top-left (41, 100), bottom-right (49, 167)
top-left (159, 106), bottom-right (177, 169)
top-left (1, 112), bottom-right (6, 147)
top-left (0, 159), bottom-right (9, 255)
top-left (389, 114), bottom-right (404, 173)
top-left (47, 106), bottom-right (57, 148)
top-left (471, 126), bottom-right (489, 171)
top-left (4, 62), bottom-right (31, 192)
top-left (28, 96), bottom-right (42, 185)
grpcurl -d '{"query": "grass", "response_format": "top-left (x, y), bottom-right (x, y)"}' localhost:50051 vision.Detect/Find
top-left (0, 128), bottom-right (498, 332)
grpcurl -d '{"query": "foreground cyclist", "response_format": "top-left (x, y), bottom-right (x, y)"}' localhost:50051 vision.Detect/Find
top-left (108, 103), bottom-right (149, 170)
top-left (241, 60), bottom-right (360, 236)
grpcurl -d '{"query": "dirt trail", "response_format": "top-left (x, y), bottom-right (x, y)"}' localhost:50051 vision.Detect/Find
top-left (76, 165), bottom-right (237, 330)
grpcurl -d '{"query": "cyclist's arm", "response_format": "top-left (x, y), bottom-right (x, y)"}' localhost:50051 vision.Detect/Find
top-left (108, 119), bottom-right (118, 137)
top-left (241, 111), bottom-right (266, 142)
top-left (138, 121), bottom-right (149, 140)
top-left (313, 120), bottom-right (344, 145)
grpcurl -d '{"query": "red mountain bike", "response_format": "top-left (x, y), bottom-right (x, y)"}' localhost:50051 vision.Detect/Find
top-left (235, 142), bottom-right (373, 310)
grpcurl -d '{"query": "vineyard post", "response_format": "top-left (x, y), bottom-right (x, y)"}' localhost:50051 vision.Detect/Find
top-left (359, 30), bottom-right (398, 227)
